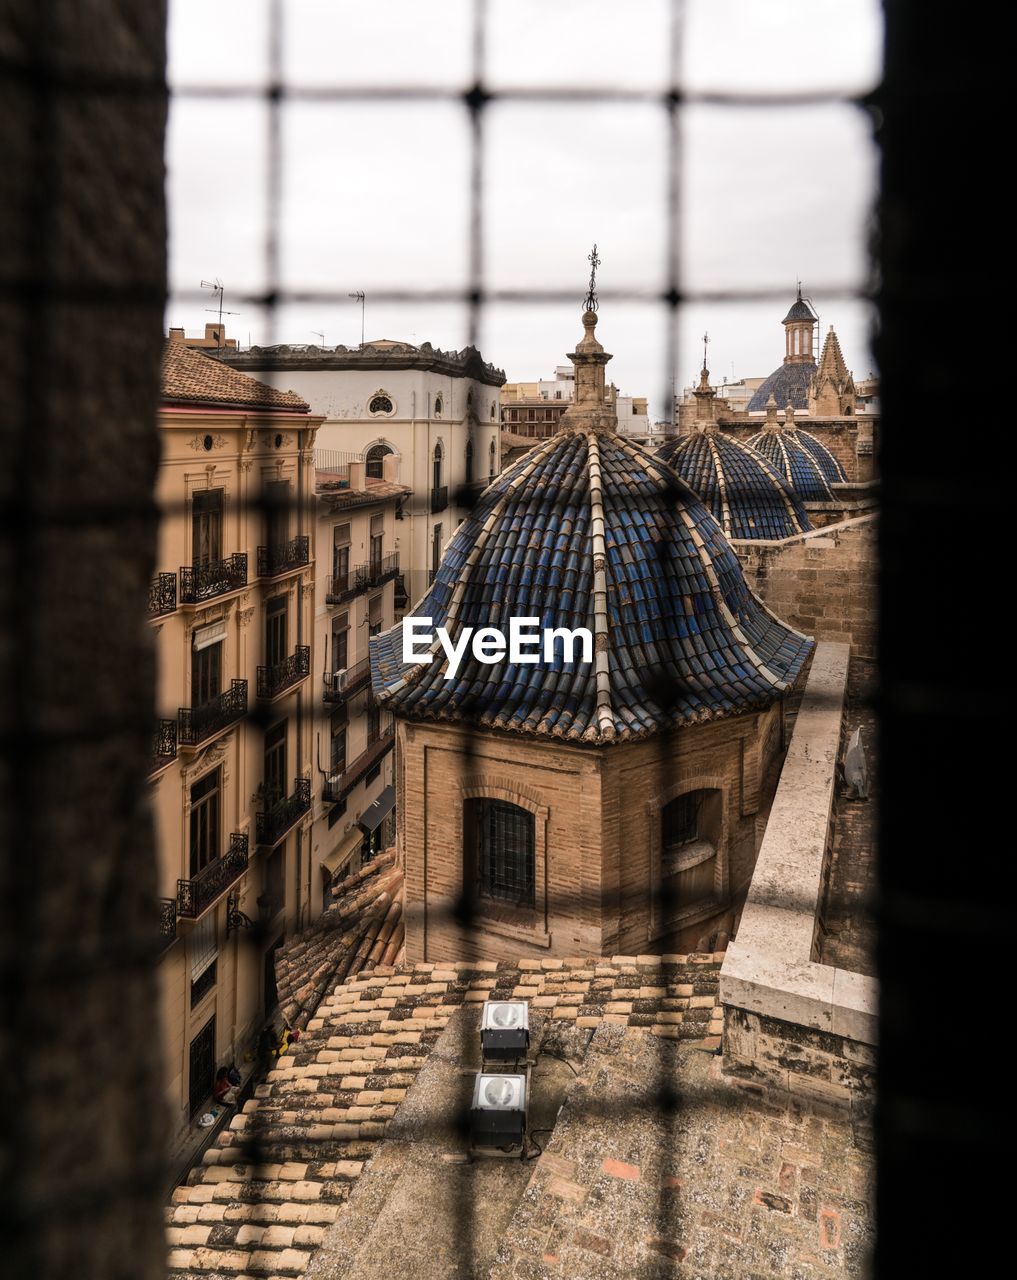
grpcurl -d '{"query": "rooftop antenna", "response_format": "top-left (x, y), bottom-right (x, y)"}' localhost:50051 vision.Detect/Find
top-left (584, 244), bottom-right (601, 313)
top-left (311, 330), bottom-right (325, 348)
top-left (348, 291), bottom-right (365, 349)
top-left (201, 278), bottom-right (239, 356)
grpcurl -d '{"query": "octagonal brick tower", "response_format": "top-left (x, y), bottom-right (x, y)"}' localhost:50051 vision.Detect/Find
top-left (371, 308), bottom-right (813, 963)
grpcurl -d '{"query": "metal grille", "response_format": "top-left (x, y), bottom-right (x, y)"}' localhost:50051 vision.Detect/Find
top-left (155, 1), bottom-right (881, 1273)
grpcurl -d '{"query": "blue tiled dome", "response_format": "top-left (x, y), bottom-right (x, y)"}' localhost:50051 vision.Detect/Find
top-left (371, 425), bottom-right (813, 744)
top-left (789, 427), bottom-right (847, 485)
top-left (746, 361), bottom-right (816, 412)
top-left (656, 429), bottom-right (811, 541)
top-left (746, 426), bottom-right (836, 502)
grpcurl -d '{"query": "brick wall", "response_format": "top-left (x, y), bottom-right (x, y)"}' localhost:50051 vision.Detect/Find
top-left (397, 701), bottom-right (785, 964)
top-left (735, 516), bottom-right (877, 660)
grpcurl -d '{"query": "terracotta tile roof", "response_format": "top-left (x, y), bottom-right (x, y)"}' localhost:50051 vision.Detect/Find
top-left (274, 854), bottom-right (404, 1032)
top-left (316, 475), bottom-right (412, 508)
top-left (161, 340), bottom-right (310, 412)
top-left (165, 953), bottom-right (724, 1278)
top-left (656, 428), bottom-right (812, 540)
top-left (371, 429), bottom-right (813, 742)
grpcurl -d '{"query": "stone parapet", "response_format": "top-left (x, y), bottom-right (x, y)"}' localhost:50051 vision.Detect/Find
top-left (720, 641), bottom-right (876, 1108)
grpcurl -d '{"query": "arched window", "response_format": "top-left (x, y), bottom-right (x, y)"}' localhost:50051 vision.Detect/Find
top-left (432, 441), bottom-right (443, 490)
top-left (659, 789), bottom-right (722, 916)
top-left (490, 402), bottom-right (496, 419)
top-left (489, 438), bottom-right (496, 479)
top-left (368, 392), bottom-right (393, 415)
top-left (434, 393), bottom-right (443, 418)
top-left (465, 438), bottom-right (474, 484)
top-left (366, 443), bottom-right (392, 479)
top-left (465, 798), bottom-right (535, 908)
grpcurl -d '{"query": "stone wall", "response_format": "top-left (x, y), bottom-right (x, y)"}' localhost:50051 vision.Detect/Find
top-left (734, 514), bottom-right (877, 661)
top-left (720, 643), bottom-right (876, 1112)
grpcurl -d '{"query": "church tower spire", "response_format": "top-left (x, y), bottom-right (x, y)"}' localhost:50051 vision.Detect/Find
top-left (782, 282), bottom-right (819, 365)
top-left (559, 245), bottom-right (616, 434)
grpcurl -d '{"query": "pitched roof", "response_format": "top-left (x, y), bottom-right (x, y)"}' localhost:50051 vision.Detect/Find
top-left (371, 427), bottom-right (812, 743)
top-left (164, 951), bottom-right (872, 1277)
top-left (161, 340), bottom-right (309, 412)
top-left (746, 426), bottom-right (839, 501)
top-left (656, 428), bottom-right (812, 540)
top-left (273, 854), bottom-right (404, 1032)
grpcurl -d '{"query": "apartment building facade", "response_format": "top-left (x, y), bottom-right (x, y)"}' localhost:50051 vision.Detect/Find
top-left (309, 455), bottom-right (409, 910)
top-left (217, 338), bottom-right (505, 607)
top-left (151, 340), bottom-right (322, 1152)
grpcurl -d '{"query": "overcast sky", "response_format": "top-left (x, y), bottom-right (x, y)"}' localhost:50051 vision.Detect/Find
top-left (166, 0), bottom-right (882, 419)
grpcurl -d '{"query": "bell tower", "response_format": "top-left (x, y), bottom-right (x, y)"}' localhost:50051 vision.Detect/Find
top-left (782, 283), bottom-right (819, 365)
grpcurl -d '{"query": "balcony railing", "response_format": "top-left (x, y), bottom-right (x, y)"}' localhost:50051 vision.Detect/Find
top-left (177, 832), bottom-right (249, 920)
top-left (257, 645), bottom-right (310, 700)
top-left (158, 897), bottom-right (177, 948)
top-left (256, 777), bottom-right (311, 847)
top-left (150, 718), bottom-right (178, 775)
top-left (430, 484), bottom-right (449, 513)
top-left (323, 656), bottom-right (372, 703)
top-left (257, 535), bottom-right (309, 579)
top-left (326, 552), bottom-right (399, 604)
top-left (323, 723), bottom-right (394, 804)
top-left (149, 572), bottom-right (177, 617)
top-left (179, 552), bottom-right (248, 605)
top-left (178, 679), bottom-right (248, 748)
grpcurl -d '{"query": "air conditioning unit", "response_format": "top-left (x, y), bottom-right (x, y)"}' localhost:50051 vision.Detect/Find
top-left (326, 668), bottom-right (348, 693)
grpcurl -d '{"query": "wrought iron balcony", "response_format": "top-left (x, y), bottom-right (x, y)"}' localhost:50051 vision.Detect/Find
top-left (179, 552), bottom-right (248, 605)
top-left (430, 484), bottom-right (449, 513)
top-left (256, 776), bottom-right (311, 847)
top-left (150, 719), bottom-right (178, 775)
top-left (326, 552), bottom-right (399, 604)
top-left (178, 679), bottom-right (248, 748)
top-left (149, 572), bottom-right (177, 617)
top-left (257, 645), bottom-right (310, 700)
top-left (158, 897), bottom-right (177, 948)
top-left (177, 832), bottom-right (249, 920)
top-left (257, 534), bottom-right (309, 579)
top-left (323, 723), bottom-right (394, 804)
top-left (323, 656), bottom-right (371, 704)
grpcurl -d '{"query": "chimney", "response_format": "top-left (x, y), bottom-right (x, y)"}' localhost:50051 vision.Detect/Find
top-left (382, 453), bottom-right (400, 483)
top-left (349, 460), bottom-right (366, 489)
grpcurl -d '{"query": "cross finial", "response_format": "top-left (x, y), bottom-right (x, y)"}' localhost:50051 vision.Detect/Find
top-left (702, 330), bottom-right (710, 372)
top-left (584, 243), bottom-right (601, 313)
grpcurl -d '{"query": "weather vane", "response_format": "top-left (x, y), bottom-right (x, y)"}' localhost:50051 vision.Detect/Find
top-left (584, 243), bottom-right (601, 313)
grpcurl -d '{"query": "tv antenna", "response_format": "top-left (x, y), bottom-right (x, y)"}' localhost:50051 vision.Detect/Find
top-left (348, 291), bottom-right (365, 349)
top-left (200, 278), bottom-right (239, 355)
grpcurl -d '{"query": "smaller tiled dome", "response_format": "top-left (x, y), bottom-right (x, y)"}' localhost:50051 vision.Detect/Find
top-left (657, 428), bottom-right (811, 541)
top-left (747, 406), bottom-right (836, 503)
top-left (783, 297), bottom-right (818, 323)
top-left (790, 426), bottom-right (847, 485)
